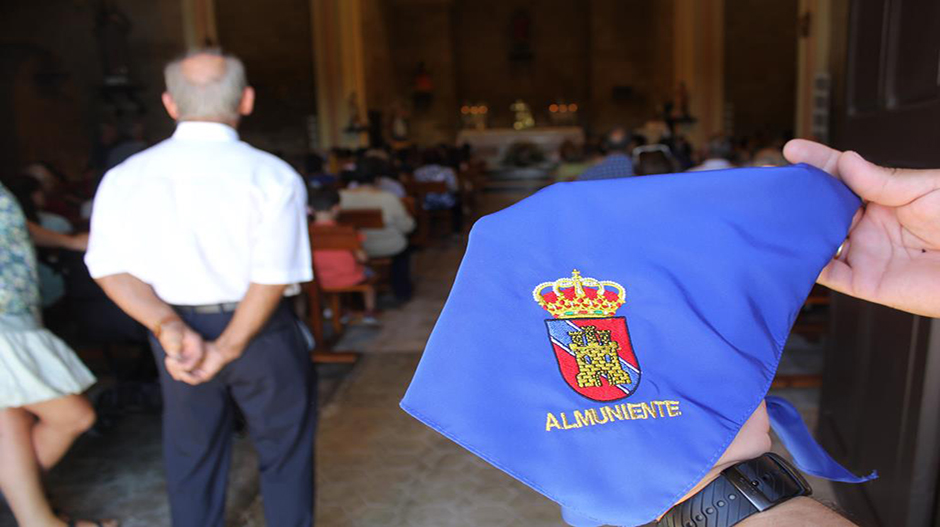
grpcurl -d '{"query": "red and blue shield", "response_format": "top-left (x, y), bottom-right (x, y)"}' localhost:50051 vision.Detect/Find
top-left (545, 316), bottom-right (641, 401)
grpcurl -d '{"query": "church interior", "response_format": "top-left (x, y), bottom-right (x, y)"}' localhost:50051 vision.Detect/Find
top-left (1, 0), bottom-right (939, 526)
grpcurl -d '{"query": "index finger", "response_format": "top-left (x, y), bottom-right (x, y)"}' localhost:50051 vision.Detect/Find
top-left (783, 139), bottom-right (843, 178)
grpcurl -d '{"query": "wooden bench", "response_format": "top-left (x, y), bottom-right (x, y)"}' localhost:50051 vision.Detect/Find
top-left (337, 208), bottom-right (385, 229)
top-left (458, 162), bottom-right (486, 213)
top-left (336, 208), bottom-right (393, 284)
top-left (405, 180), bottom-right (452, 245)
top-left (306, 223), bottom-right (374, 363)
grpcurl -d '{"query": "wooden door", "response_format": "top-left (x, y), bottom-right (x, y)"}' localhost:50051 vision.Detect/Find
top-left (820, 1), bottom-right (940, 526)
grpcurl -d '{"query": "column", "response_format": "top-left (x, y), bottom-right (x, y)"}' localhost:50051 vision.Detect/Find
top-left (673, 0), bottom-right (725, 149)
top-left (181, 0), bottom-right (218, 48)
top-left (311, 0), bottom-right (369, 149)
top-left (794, 0), bottom-right (833, 141)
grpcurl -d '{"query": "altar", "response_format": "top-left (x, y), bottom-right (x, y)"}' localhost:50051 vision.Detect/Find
top-left (456, 127), bottom-right (585, 168)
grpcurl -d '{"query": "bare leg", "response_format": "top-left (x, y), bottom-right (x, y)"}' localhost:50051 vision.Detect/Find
top-left (23, 395), bottom-right (95, 471)
top-left (364, 288), bottom-right (377, 314)
top-left (0, 402), bottom-right (117, 527)
top-left (0, 407), bottom-right (60, 526)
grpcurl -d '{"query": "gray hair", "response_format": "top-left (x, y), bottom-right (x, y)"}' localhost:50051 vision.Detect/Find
top-left (164, 48), bottom-right (247, 121)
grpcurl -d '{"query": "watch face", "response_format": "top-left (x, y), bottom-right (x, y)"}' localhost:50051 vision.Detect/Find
top-left (766, 453), bottom-right (813, 496)
top-left (726, 453), bottom-right (813, 510)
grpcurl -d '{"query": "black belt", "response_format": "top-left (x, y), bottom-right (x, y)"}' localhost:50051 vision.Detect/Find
top-left (172, 302), bottom-right (240, 315)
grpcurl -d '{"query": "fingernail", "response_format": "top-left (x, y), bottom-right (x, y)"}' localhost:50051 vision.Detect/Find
top-left (845, 151), bottom-right (868, 164)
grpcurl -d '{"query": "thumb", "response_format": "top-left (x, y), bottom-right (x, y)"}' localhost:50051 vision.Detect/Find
top-left (783, 139), bottom-right (842, 176)
top-left (839, 151), bottom-right (940, 206)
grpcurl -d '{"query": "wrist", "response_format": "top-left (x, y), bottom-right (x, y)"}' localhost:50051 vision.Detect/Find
top-left (658, 453), bottom-right (812, 527)
top-left (152, 315), bottom-right (183, 339)
top-left (214, 334), bottom-right (246, 360)
top-left (65, 233), bottom-right (88, 251)
top-left (738, 497), bottom-right (855, 526)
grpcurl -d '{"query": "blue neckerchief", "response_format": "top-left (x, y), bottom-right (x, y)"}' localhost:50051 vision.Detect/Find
top-left (402, 165), bottom-right (874, 526)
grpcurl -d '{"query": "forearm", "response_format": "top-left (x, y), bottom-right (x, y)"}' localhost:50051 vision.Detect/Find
top-left (739, 497), bottom-right (856, 527)
top-left (215, 283), bottom-right (287, 358)
top-left (94, 273), bottom-right (179, 333)
top-left (27, 221), bottom-right (84, 251)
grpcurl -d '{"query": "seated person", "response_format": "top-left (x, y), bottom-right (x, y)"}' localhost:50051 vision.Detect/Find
top-left (22, 162), bottom-right (77, 222)
top-left (359, 155), bottom-right (406, 198)
top-left (750, 146), bottom-right (788, 167)
top-left (689, 135), bottom-right (736, 172)
top-left (413, 147), bottom-right (463, 233)
top-left (304, 152), bottom-right (337, 189)
top-left (309, 188), bottom-right (378, 324)
top-left (552, 140), bottom-right (593, 182)
top-left (339, 163), bottom-right (415, 300)
top-left (4, 174), bottom-right (78, 308)
top-left (633, 145), bottom-right (677, 176)
top-left (577, 127), bottom-right (636, 180)
top-left (413, 147), bottom-right (459, 211)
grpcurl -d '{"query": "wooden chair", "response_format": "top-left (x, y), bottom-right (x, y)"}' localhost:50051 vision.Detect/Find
top-left (401, 196), bottom-right (417, 218)
top-left (457, 163), bottom-right (486, 213)
top-left (400, 196), bottom-right (421, 246)
top-left (306, 223), bottom-right (375, 363)
top-left (336, 208), bottom-right (393, 284)
top-left (337, 208), bottom-right (385, 229)
top-left (405, 180), bottom-right (452, 245)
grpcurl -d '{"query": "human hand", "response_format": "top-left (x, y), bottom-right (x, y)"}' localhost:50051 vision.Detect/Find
top-left (185, 340), bottom-right (241, 384)
top-left (784, 139), bottom-right (940, 317)
top-left (159, 320), bottom-right (207, 384)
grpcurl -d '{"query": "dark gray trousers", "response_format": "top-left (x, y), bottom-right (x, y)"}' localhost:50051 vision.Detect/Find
top-left (149, 302), bottom-right (315, 527)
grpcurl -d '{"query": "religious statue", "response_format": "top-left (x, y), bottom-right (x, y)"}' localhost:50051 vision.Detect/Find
top-left (94, 1), bottom-right (145, 130)
top-left (95, 1), bottom-right (132, 85)
top-left (387, 100), bottom-right (412, 148)
top-left (413, 61), bottom-right (433, 111)
top-left (343, 91), bottom-right (367, 134)
top-left (662, 81), bottom-right (695, 137)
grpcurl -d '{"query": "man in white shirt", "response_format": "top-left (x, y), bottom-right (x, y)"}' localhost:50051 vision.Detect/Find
top-left (84, 49), bottom-right (315, 527)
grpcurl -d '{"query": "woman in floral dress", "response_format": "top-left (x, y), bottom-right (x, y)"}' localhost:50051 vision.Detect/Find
top-left (0, 182), bottom-right (117, 527)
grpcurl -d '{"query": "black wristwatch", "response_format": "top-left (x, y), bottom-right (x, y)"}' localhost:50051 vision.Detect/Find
top-left (657, 453), bottom-right (812, 527)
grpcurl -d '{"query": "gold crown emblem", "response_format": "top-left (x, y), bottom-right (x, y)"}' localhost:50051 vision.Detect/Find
top-left (532, 269), bottom-right (626, 319)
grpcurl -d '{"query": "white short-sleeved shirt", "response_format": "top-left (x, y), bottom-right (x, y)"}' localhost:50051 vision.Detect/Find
top-left (85, 122), bottom-right (312, 306)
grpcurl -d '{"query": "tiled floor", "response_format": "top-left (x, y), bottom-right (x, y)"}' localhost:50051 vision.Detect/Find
top-left (1, 180), bottom-right (840, 527)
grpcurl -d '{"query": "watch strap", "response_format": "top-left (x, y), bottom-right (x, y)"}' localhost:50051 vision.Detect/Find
top-left (657, 453), bottom-right (812, 527)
